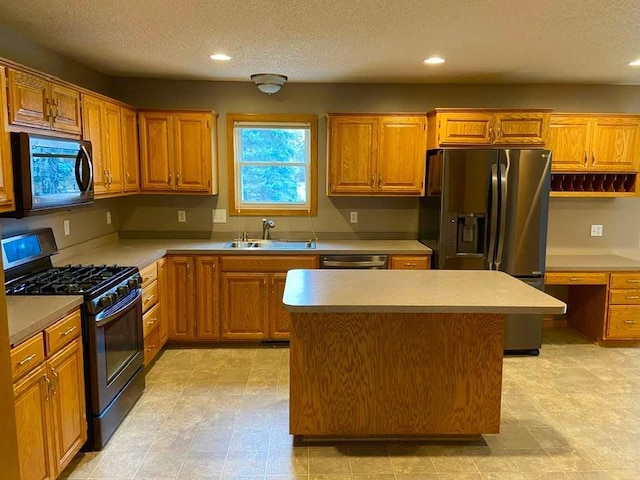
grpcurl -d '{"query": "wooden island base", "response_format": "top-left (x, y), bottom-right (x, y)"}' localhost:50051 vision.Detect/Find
top-left (290, 312), bottom-right (505, 438)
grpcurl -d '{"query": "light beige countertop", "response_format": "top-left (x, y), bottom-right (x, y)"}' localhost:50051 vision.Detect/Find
top-left (283, 269), bottom-right (566, 314)
top-left (54, 238), bottom-right (432, 269)
top-left (8, 295), bottom-right (84, 346)
top-left (546, 254), bottom-right (640, 272)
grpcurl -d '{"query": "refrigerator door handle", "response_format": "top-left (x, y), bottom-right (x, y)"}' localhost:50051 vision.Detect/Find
top-left (495, 152), bottom-right (510, 270)
top-left (487, 163), bottom-right (499, 270)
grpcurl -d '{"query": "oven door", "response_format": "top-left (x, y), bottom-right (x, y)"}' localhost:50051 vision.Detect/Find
top-left (88, 289), bottom-right (143, 414)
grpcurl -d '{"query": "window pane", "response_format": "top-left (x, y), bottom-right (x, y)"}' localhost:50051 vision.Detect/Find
top-left (240, 165), bottom-right (307, 203)
top-left (239, 128), bottom-right (307, 163)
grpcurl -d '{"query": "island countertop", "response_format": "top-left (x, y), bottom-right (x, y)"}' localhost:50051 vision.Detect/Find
top-left (283, 269), bottom-right (566, 314)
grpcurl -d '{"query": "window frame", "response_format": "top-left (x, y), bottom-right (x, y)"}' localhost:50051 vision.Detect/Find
top-left (227, 113), bottom-right (318, 216)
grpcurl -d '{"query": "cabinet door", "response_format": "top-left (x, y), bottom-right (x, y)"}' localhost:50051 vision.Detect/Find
top-left (221, 273), bottom-right (268, 340)
top-left (14, 364), bottom-right (56, 480)
top-left (268, 273), bottom-right (290, 339)
top-left (0, 68), bottom-right (15, 213)
top-left (547, 116), bottom-right (591, 172)
top-left (82, 95), bottom-right (108, 195)
top-left (377, 116), bottom-right (426, 194)
top-left (102, 102), bottom-right (124, 193)
top-left (493, 112), bottom-right (549, 146)
top-left (48, 338), bottom-right (86, 474)
top-left (157, 257), bottom-right (168, 346)
top-left (121, 108), bottom-right (140, 193)
top-left (139, 112), bottom-right (174, 191)
top-left (328, 116), bottom-right (377, 194)
top-left (167, 256), bottom-right (196, 341)
top-left (174, 113), bottom-right (211, 192)
top-left (7, 69), bottom-right (51, 129)
top-left (436, 112), bottom-right (493, 146)
top-left (196, 256), bottom-right (221, 340)
top-left (591, 117), bottom-right (640, 172)
top-left (49, 84), bottom-right (81, 134)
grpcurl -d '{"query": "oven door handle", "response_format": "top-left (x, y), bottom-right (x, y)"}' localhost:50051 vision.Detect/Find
top-left (95, 290), bottom-right (141, 328)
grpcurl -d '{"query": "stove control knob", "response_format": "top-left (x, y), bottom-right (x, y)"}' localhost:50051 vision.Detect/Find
top-left (117, 285), bottom-right (129, 297)
top-left (100, 295), bottom-right (113, 308)
top-left (127, 278), bottom-right (139, 290)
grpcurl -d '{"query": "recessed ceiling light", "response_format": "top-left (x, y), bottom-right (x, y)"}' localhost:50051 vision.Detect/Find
top-left (424, 56), bottom-right (445, 65)
top-left (629, 59), bottom-right (640, 66)
top-left (210, 53), bottom-right (232, 61)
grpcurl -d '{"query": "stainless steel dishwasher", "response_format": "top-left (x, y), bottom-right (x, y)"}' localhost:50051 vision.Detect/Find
top-left (320, 254), bottom-right (388, 269)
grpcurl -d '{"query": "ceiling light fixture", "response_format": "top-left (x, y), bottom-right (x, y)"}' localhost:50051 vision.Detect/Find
top-left (424, 56), bottom-right (445, 65)
top-left (210, 53), bottom-right (231, 61)
top-left (629, 59), bottom-right (640, 66)
top-left (250, 73), bottom-right (288, 95)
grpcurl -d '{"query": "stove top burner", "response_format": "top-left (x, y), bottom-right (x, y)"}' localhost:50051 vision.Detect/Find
top-left (6, 264), bottom-right (133, 296)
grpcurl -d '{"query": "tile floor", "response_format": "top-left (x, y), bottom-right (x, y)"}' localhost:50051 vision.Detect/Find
top-left (61, 327), bottom-right (640, 480)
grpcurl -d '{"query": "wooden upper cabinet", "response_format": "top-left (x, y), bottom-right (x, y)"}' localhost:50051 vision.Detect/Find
top-left (590, 116), bottom-right (640, 172)
top-left (139, 111), bottom-right (216, 194)
top-left (268, 273), bottom-right (290, 339)
top-left (328, 116), bottom-right (377, 194)
top-left (0, 68), bottom-right (15, 213)
top-left (195, 256), bottom-right (221, 340)
top-left (7, 69), bottom-right (50, 130)
top-left (427, 110), bottom-right (551, 149)
top-left (49, 84), bottom-right (81, 134)
top-left (435, 112), bottom-right (493, 146)
top-left (81, 95), bottom-right (107, 195)
top-left (103, 103), bottom-right (124, 193)
top-left (327, 114), bottom-right (427, 196)
top-left (48, 338), bottom-right (86, 473)
top-left (221, 273), bottom-right (268, 340)
top-left (548, 115), bottom-right (591, 172)
top-left (14, 363), bottom-right (56, 480)
top-left (377, 116), bottom-right (426, 194)
top-left (7, 68), bottom-right (81, 134)
top-left (167, 256), bottom-right (196, 341)
top-left (493, 112), bottom-right (548, 145)
top-left (121, 108), bottom-right (140, 192)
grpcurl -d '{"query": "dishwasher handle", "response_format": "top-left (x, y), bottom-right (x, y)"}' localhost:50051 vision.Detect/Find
top-left (321, 255), bottom-right (389, 269)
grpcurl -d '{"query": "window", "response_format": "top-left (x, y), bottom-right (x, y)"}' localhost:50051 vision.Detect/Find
top-left (228, 113), bottom-right (317, 215)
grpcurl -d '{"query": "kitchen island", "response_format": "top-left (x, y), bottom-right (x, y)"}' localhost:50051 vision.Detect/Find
top-left (283, 269), bottom-right (566, 440)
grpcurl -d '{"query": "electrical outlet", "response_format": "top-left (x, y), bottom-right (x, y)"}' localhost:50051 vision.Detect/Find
top-left (63, 220), bottom-right (70, 236)
top-left (106, 211), bottom-right (112, 225)
top-left (178, 210), bottom-right (186, 223)
top-left (212, 209), bottom-right (227, 223)
top-left (590, 224), bottom-right (603, 237)
top-left (350, 211), bottom-right (358, 224)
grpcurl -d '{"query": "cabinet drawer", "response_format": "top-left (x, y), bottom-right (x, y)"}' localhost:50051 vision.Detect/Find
top-left (140, 262), bottom-right (158, 287)
top-left (44, 309), bottom-right (81, 356)
top-left (609, 289), bottom-right (640, 305)
top-left (142, 280), bottom-right (158, 313)
top-left (220, 255), bottom-right (318, 272)
top-left (143, 327), bottom-right (160, 366)
top-left (544, 272), bottom-right (609, 285)
top-left (11, 333), bottom-right (45, 380)
top-left (390, 255), bottom-right (431, 270)
top-left (607, 305), bottom-right (640, 339)
top-left (610, 272), bottom-right (640, 289)
top-left (143, 303), bottom-right (161, 338)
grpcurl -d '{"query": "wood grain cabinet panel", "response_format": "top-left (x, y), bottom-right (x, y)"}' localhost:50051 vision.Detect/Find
top-left (174, 113), bottom-right (211, 192)
top-left (7, 69), bottom-right (50, 130)
top-left (0, 68), bottom-right (15, 213)
top-left (157, 257), bottom-right (168, 347)
top-left (544, 272), bottom-right (609, 285)
top-left (143, 303), bottom-right (161, 338)
top-left (11, 333), bottom-right (45, 381)
top-left (607, 305), bottom-right (640, 339)
top-left (268, 273), bottom-right (291, 339)
top-left (121, 108), bottom-right (140, 193)
top-left (436, 112), bottom-right (493, 146)
top-left (49, 84), bottom-right (81, 134)
top-left (14, 363), bottom-right (56, 480)
top-left (591, 116), bottom-right (640, 172)
top-left (44, 309), bottom-right (81, 356)
top-left (548, 115), bottom-right (592, 172)
top-left (139, 112), bottom-right (174, 191)
top-left (196, 256), bottom-right (221, 340)
top-left (81, 95), bottom-right (108, 195)
top-left (493, 112), bottom-right (548, 145)
top-left (48, 338), bottom-right (86, 474)
top-left (390, 255), bottom-right (431, 270)
top-left (222, 273), bottom-right (268, 340)
top-left (167, 256), bottom-right (196, 341)
top-left (610, 272), bottom-right (640, 289)
top-left (102, 102), bottom-right (124, 193)
top-left (142, 280), bottom-right (158, 314)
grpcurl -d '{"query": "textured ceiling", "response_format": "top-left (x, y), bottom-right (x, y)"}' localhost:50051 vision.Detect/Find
top-left (1, 0), bottom-right (640, 84)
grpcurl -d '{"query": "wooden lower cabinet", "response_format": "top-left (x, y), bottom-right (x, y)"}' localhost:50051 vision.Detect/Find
top-left (221, 273), bottom-right (269, 340)
top-left (14, 363), bottom-right (56, 480)
top-left (196, 256), bottom-right (221, 340)
top-left (268, 273), bottom-right (291, 339)
top-left (157, 257), bottom-right (168, 346)
top-left (390, 255), bottom-right (431, 270)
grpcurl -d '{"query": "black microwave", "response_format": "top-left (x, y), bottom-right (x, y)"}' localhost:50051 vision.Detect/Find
top-left (4, 133), bottom-right (94, 218)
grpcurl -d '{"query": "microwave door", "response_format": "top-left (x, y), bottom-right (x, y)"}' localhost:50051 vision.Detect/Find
top-left (75, 144), bottom-right (94, 194)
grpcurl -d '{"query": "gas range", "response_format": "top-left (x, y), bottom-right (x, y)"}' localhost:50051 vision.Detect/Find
top-left (5, 264), bottom-right (142, 315)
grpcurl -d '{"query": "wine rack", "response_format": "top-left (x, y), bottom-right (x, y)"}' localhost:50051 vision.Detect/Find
top-left (550, 173), bottom-right (638, 197)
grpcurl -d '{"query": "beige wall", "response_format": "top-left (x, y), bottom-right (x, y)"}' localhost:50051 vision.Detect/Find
top-left (111, 78), bottom-right (640, 246)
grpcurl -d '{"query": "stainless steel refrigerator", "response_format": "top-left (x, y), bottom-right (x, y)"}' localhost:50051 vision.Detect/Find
top-left (419, 149), bottom-right (552, 354)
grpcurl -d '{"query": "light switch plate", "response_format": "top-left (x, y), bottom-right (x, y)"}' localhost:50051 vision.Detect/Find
top-left (106, 211), bottom-right (112, 225)
top-left (63, 220), bottom-right (70, 236)
top-left (213, 209), bottom-right (227, 223)
top-left (350, 211), bottom-right (358, 224)
top-left (178, 210), bottom-right (186, 223)
top-left (590, 224), bottom-right (603, 237)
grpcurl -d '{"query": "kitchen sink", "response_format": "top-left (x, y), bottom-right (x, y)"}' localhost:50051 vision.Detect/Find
top-left (224, 239), bottom-right (316, 249)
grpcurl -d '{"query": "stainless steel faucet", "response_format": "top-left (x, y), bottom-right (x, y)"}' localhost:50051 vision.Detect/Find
top-left (262, 218), bottom-right (275, 239)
